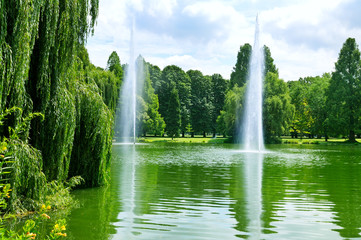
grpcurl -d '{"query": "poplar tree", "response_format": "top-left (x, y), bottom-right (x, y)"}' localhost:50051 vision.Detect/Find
top-left (327, 38), bottom-right (361, 142)
top-left (230, 44), bottom-right (252, 88)
top-left (166, 84), bottom-right (181, 139)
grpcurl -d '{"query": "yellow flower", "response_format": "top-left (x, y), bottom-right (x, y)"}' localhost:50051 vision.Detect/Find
top-left (47, 205), bottom-right (51, 210)
top-left (1, 146), bottom-right (6, 152)
top-left (54, 224), bottom-right (60, 230)
top-left (41, 204), bottom-right (46, 210)
top-left (56, 232), bottom-right (67, 237)
top-left (0, 155), bottom-right (4, 158)
top-left (61, 225), bottom-right (66, 231)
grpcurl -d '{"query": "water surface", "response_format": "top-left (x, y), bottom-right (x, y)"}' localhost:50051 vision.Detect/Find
top-left (66, 143), bottom-right (361, 239)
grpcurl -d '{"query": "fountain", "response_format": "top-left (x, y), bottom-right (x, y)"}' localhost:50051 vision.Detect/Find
top-left (241, 15), bottom-right (265, 151)
top-left (117, 22), bottom-right (137, 144)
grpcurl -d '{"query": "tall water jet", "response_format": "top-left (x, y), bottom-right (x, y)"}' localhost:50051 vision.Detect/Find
top-left (118, 22), bottom-right (137, 143)
top-left (241, 15), bottom-right (265, 151)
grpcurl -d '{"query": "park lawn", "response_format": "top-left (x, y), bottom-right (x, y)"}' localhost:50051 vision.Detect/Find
top-left (137, 136), bottom-right (361, 144)
top-left (140, 136), bottom-right (228, 144)
top-left (281, 136), bottom-right (361, 144)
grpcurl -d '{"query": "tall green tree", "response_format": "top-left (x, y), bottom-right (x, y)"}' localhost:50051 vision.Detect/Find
top-left (263, 72), bottom-right (294, 142)
top-left (107, 51), bottom-right (123, 80)
top-left (148, 63), bottom-right (162, 93)
top-left (327, 38), bottom-right (361, 142)
top-left (210, 74), bottom-right (228, 137)
top-left (230, 44), bottom-right (252, 88)
top-left (159, 65), bottom-right (191, 137)
top-left (307, 74), bottom-right (330, 139)
top-left (166, 84), bottom-right (181, 139)
top-left (217, 85), bottom-right (245, 137)
top-left (264, 46), bottom-right (278, 75)
top-left (188, 70), bottom-right (213, 137)
top-left (134, 56), bottom-right (165, 137)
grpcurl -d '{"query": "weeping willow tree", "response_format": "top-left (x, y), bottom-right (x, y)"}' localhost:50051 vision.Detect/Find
top-left (27, 0), bottom-right (99, 182)
top-left (0, 0), bottom-right (120, 211)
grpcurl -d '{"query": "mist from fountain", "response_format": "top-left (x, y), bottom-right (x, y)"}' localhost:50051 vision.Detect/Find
top-left (241, 15), bottom-right (265, 151)
top-left (118, 22), bottom-right (137, 144)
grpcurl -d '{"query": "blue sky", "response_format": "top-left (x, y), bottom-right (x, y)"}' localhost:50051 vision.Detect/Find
top-left (86, 0), bottom-right (361, 80)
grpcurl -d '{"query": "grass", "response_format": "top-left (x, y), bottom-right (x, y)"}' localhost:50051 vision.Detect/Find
top-left (138, 135), bottom-right (361, 145)
top-left (281, 136), bottom-right (361, 145)
top-left (139, 136), bottom-right (228, 144)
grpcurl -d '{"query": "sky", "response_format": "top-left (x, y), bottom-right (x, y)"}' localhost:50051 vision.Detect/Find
top-left (86, 0), bottom-right (361, 81)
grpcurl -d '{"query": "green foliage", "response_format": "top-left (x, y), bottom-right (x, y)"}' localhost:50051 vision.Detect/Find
top-left (107, 51), bottom-right (123, 80)
top-left (148, 64), bottom-right (162, 93)
top-left (188, 70), bottom-right (213, 136)
top-left (210, 74), bottom-right (228, 136)
top-left (69, 80), bottom-right (113, 187)
top-left (7, 139), bottom-right (47, 212)
top-left (218, 85), bottom-right (245, 137)
top-left (133, 57), bottom-right (165, 137)
top-left (263, 72), bottom-right (294, 143)
top-left (230, 44), bottom-right (252, 88)
top-left (219, 44), bottom-right (288, 141)
top-left (264, 46), bottom-right (278, 75)
top-left (159, 65), bottom-right (191, 136)
top-left (289, 74), bottom-right (330, 139)
top-left (90, 68), bottom-right (121, 113)
top-left (0, 0), bottom-right (117, 212)
top-left (327, 38), bottom-right (361, 142)
top-left (166, 85), bottom-right (181, 139)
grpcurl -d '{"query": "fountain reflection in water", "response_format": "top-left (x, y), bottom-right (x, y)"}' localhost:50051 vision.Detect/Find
top-left (244, 152), bottom-right (264, 239)
top-left (117, 145), bottom-right (138, 238)
top-left (241, 15), bottom-right (265, 151)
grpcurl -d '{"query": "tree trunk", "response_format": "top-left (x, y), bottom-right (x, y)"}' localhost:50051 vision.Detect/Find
top-left (349, 129), bottom-right (356, 142)
top-left (203, 131), bottom-right (206, 138)
top-left (191, 132), bottom-right (194, 138)
top-left (182, 131), bottom-right (185, 137)
top-left (213, 132), bottom-right (216, 138)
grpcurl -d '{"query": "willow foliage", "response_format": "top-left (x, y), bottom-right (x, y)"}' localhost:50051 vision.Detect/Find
top-left (7, 139), bottom-right (47, 212)
top-left (0, 0), bottom-right (114, 211)
top-left (69, 79), bottom-right (113, 187)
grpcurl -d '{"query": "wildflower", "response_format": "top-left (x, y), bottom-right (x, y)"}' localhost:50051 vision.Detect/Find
top-left (56, 232), bottom-right (67, 237)
top-left (1, 146), bottom-right (6, 152)
top-left (41, 213), bottom-right (51, 219)
top-left (26, 232), bottom-right (37, 239)
top-left (61, 225), bottom-right (66, 231)
top-left (47, 205), bottom-right (51, 210)
top-left (41, 204), bottom-right (46, 210)
top-left (0, 155), bottom-right (4, 158)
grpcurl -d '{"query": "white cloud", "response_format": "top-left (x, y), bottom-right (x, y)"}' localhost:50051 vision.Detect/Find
top-left (148, 0), bottom-right (177, 18)
top-left (86, 0), bottom-right (361, 81)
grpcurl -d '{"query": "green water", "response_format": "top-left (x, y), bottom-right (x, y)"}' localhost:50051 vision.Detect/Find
top-left (66, 143), bottom-right (361, 239)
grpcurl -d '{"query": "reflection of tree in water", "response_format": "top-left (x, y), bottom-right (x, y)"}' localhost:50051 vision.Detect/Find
top-left (321, 151), bottom-right (361, 238)
top-left (260, 148), bottom-right (361, 239)
top-left (228, 163), bottom-right (248, 238)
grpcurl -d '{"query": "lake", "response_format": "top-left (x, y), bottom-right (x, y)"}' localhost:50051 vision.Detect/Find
top-left (65, 143), bottom-right (361, 239)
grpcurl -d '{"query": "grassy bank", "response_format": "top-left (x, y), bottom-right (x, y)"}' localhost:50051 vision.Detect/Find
top-left (139, 136), bottom-right (228, 144)
top-left (281, 136), bottom-right (361, 145)
top-left (137, 136), bottom-right (361, 145)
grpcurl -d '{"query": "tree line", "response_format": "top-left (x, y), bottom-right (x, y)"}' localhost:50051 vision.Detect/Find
top-left (120, 37), bottom-right (361, 143)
